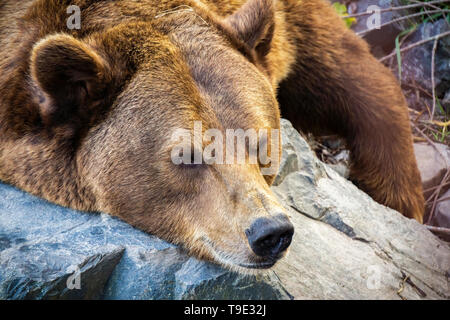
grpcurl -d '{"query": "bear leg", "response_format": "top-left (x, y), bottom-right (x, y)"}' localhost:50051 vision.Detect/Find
top-left (277, 0), bottom-right (424, 222)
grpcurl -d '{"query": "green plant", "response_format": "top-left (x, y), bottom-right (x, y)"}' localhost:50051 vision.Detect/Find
top-left (430, 125), bottom-right (449, 143)
top-left (333, 2), bottom-right (357, 28)
top-left (412, 0), bottom-right (450, 22)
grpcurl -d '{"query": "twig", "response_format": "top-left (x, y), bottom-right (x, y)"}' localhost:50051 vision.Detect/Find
top-left (410, 0), bottom-right (440, 21)
top-left (410, 122), bottom-right (450, 223)
top-left (423, 181), bottom-right (450, 193)
top-left (437, 196), bottom-right (450, 203)
top-left (431, 37), bottom-right (439, 121)
top-left (357, 10), bottom-right (450, 37)
top-left (419, 122), bottom-right (443, 135)
top-left (428, 170), bottom-right (450, 223)
top-left (380, 31), bottom-right (450, 62)
top-left (425, 102), bottom-right (433, 119)
top-left (409, 0), bottom-right (448, 11)
top-left (413, 110), bottom-right (425, 124)
top-left (410, 122), bottom-right (449, 165)
top-left (404, 83), bottom-right (433, 98)
top-left (413, 136), bottom-right (427, 142)
top-left (343, 0), bottom-right (450, 19)
top-left (426, 225), bottom-right (450, 235)
top-left (409, 0), bottom-right (450, 27)
top-left (432, 120), bottom-right (450, 126)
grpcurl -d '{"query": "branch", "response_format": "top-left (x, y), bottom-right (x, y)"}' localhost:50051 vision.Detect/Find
top-left (357, 9), bottom-right (450, 37)
top-left (426, 225), bottom-right (450, 236)
top-left (409, 0), bottom-right (449, 22)
top-left (343, 0), bottom-right (450, 18)
top-left (409, 0), bottom-right (447, 11)
top-left (431, 37), bottom-right (439, 121)
top-left (380, 30), bottom-right (450, 62)
top-left (428, 170), bottom-right (450, 224)
top-left (410, 122), bottom-right (450, 224)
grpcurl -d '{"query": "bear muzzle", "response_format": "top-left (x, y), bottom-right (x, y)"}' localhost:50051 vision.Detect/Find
top-left (245, 214), bottom-right (294, 261)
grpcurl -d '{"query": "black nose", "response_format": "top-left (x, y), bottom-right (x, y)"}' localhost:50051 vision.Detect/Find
top-left (245, 215), bottom-right (294, 258)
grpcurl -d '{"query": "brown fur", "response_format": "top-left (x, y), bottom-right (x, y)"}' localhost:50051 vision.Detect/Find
top-left (0, 0), bottom-right (424, 269)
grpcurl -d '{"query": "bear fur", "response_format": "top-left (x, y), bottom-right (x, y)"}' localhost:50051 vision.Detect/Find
top-left (0, 0), bottom-right (424, 269)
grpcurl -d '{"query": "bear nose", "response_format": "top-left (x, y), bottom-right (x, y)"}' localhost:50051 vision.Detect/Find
top-left (245, 215), bottom-right (294, 258)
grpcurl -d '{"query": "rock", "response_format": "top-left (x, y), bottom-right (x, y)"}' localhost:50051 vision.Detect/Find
top-left (442, 90), bottom-right (450, 110)
top-left (429, 189), bottom-right (450, 242)
top-left (272, 124), bottom-right (321, 186)
top-left (434, 189), bottom-right (450, 229)
top-left (172, 259), bottom-right (290, 300)
top-left (0, 119), bottom-right (449, 300)
top-left (327, 162), bottom-right (351, 179)
top-left (0, 184), bottom-right (290, 300)
top-left (413, 142), bottom-right (450, 200)
top-left (272, 119), bottom-right (450, 300)
top-left (323, 149), bottom-right (351, 179)
top-left (400, 19), bottom-right (450, 103)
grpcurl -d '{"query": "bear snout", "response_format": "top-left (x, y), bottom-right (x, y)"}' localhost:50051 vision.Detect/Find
top-left (245, 214), bottom-right (294, 259)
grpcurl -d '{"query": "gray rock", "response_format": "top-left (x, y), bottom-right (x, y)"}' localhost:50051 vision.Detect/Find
top-left (427, 189), bottom-right (450, 242)
top-left (0, 182), bottom-right (290, 300)
top-left (442, 90), bottom-right (450, 110)
top-left (272, 119), bottom-right (450, 300)
top-left (326, 149), bottom-right (351, 179)
top-left (272, 123), bottom-right (323, 186)
top-left (413, 142), bottom-right (450, 200)
top-left (434, 189), bottom-right (450, 229)
top-left (327, 162), bottom-right (350, 179)
top-left (400, 19), bottom-right (450, 101)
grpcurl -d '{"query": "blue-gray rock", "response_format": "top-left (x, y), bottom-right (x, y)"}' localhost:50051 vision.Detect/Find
top-left (0, 183), bottom-right (291, 300)
top-left (400, 19), bottom-right (450, 100)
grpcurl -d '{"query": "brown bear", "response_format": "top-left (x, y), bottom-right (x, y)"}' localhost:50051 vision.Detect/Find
top-left (0, 0), bottom-right (424, 270)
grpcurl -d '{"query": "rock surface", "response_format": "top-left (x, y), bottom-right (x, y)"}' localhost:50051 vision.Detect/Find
top-left (0, 119), bottom-right (449, 300)
top-left (0, 185), bottom-right (290, 300)
top-left (342, 2), bottom-right (450, 113)
top-left (272, 120), bottom-right (449, 299)
top-left (429, 189), bottom-right (450, 242)
top-left (414, 142), bottom-right (450, 200)
top-left (400, 19), bottom-right (450, 102)
top-left (434, 189), bottom-right (450, 229)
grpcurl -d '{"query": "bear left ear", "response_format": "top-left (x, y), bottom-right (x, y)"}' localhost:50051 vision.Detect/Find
top-left (223, 0), bottom-right (275, 58)
top-left (30, 34), bottom-right (110, 127)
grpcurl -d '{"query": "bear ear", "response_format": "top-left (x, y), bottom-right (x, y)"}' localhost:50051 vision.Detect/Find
top-left (30, 34), bottom-right (110, 126)
top-left (223, 0), bottom-right (275, 58)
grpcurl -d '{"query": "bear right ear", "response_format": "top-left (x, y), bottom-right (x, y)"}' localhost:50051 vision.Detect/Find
top-left (223, 0), bottom-right (275, 58)
top-left (30, 34), bottom-right (110, 126)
